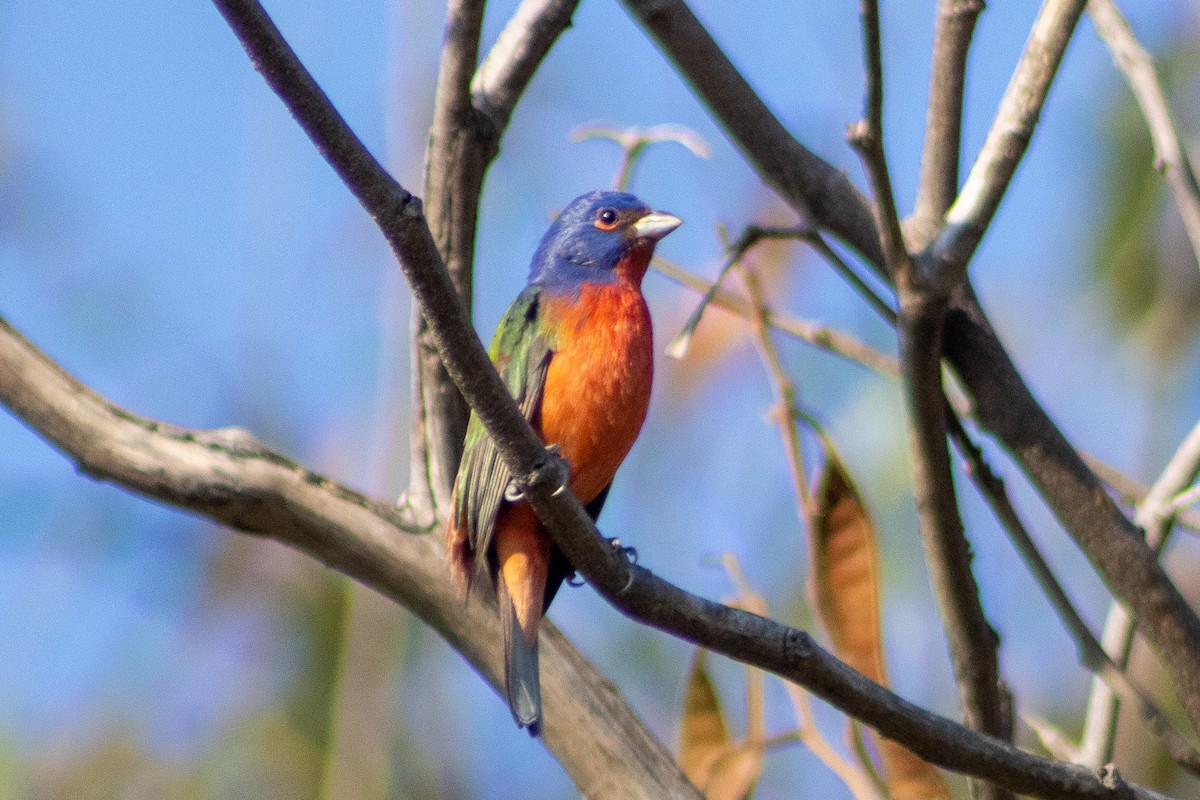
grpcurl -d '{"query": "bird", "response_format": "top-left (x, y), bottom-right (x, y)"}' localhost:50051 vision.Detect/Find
top-left (446, 190), bottom-right (681, 735)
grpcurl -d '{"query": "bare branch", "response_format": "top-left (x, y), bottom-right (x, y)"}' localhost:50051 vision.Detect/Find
top-left (847, 0), bottom-right (912, 287)
top-left (908, 0), bottom-right (984, 249)
top-left (1084, 454), bottom-right (1200, 535)
top-left (513, 468), bottom-right (1172, 800)
top-left (472, 0), bottom-right (581, 135)
top-left (406, 0), bottom-right (488, 524)
top-left (1088, 0), bottom-right (1200, 266)
top-left (849, 2), bottom-right (1011, 775)
top-left (932, 0), bottom-right (1087, 279)
top-left (944, 286), bottom-right (1200, 735)
top-left (654, 255), bottom-right (900, 378)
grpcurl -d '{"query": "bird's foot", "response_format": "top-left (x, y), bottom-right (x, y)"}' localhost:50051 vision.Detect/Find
top-left (504, 444), bottom-right (567, 502)
top-left (606, 537), bottom-right (638, 565)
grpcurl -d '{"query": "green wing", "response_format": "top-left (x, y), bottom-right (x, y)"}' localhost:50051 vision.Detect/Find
top-left (453, 285), bottom-right (553, 584)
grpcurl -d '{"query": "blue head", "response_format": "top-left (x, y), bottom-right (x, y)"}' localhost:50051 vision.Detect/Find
top-left (528, 190), bottom-right (681, 291)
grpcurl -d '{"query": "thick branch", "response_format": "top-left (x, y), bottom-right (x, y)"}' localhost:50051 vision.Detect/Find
top-left (899, 300), bottom-right (1013, 768)
top-left (943, 284), bottom-right (1200, 734)
top-left (908, 0), bottom-right (983, 249)
top-left (948, 417), bottom-right (1200, 775)
top-left (622, 0), bottom-right (1200, 734)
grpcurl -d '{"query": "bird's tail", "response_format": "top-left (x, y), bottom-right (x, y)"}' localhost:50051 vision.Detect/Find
top-left (498, 573), bottom-right (542, 735)
top-left (495, 508), bottom-right (549, 736)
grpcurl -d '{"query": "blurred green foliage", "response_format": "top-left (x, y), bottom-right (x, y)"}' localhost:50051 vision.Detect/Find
top-left (1093, 34), bottom-right (1200, 363)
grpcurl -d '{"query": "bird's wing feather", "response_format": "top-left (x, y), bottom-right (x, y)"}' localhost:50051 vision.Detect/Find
top-left (453, 286), bottom-right (553, 586)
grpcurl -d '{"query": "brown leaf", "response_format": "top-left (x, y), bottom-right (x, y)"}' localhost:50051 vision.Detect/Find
top-left (809, 453), bottom-right (950, 800)
top-left (678, 649), bottom-right (763, 800)
top-left (680, 648), bottom-right (730, 785)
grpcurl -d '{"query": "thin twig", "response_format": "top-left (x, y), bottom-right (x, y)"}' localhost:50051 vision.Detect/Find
top-left (784, 681), bottom-right (884, 800)
top-left (1088, 0), bottom-right (1200, 266)
top-left (1083, 453), bottom-right (1200, 535)
top-left (908, 0), bottom-right (984, 249)
top-left (847, 0), bottom-right (914, 288)
top-left (653, 255), bottom-right (899, 377)
top-left (667, 223), bottom-right (894, 361)
top-left (742, 263), bottom-right (813, 511)
top-left (1081, 419), bottom-right (1200, 768)
top-left (572, 122), bottom-right (711, 192)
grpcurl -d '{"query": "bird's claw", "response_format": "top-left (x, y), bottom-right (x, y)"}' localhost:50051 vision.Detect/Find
top-left (606, 537), bottom-right (638, 565)
top-left (504, 443), bottom-right (568, 502)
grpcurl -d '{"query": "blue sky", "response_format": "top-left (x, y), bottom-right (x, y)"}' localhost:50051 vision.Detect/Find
top-left (1, 0), bottom-right (1197, 797)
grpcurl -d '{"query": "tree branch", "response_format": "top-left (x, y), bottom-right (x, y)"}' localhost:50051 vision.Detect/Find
top-left (943, 285), bottom-right (1200, 735)
top-left (908, 0), bottom-right (983, 249)
top-left (472, 0), bottom-right (581, 135)
top-left (208, 1), bottom-right (696, 790)
top-left (202, 3), bottom-right (1184, 793)
top-left (1088, 0), bottom-right (1200, 268)
top-left (622, 0), bottom-right (1200, 736)
top-left (654, 254), bottom-right (900, 378)
top-left (931, 0), bottom-right (1087, 281)
top-left (849, 4), bottom-right (1011, 781)
top-left (406, 0), bottom-right (487, 525)
top-left (405, 0), bottom-right (581, 525)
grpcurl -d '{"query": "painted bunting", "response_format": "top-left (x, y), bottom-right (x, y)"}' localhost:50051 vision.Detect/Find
top-left (446, 190), bottom-right (681, 735)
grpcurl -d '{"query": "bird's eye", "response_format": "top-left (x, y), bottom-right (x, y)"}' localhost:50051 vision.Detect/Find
top-left (594, 208), bottom-right (620, 230)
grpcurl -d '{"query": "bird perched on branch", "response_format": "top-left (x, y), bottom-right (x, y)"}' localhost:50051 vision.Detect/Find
top-left (447, 190), bottom-right (681, 735)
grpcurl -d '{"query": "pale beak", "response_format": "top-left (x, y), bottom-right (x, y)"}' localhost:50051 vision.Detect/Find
top-left (633, 211), bottom-right (683, 242)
